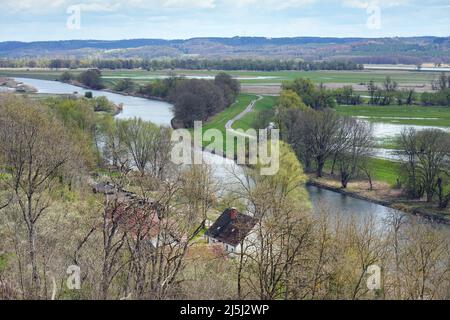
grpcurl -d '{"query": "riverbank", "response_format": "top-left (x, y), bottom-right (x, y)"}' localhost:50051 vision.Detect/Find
top-left (2, 78), bottom-right (124, 116)
top-left (308, 176), bottom-right (450, 225)
top-left (0, 77), bottom-right (37, 93)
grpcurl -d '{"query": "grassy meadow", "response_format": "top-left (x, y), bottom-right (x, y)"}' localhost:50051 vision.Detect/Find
top-left (0, 68), bottom-right (444, 86)
top-left (232, 96), bottom-right (277, 130)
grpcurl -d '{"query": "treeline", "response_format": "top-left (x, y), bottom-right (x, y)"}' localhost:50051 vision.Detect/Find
top-left (169, 73), bottom-right (241, 127)
top-left (282, 78), bottom-right (337, 109)
top-left (60, 69), bottom-right (103, 90)
top-left (282, 73), bottom-right (450, 108)
top-left (366, 74), bottom-right (450, 107)
top-left (0, 58), bottom-right (363, 71)
top-left (315, 74), bottom-right (450, 107)
top-left (424, 73), bottom-right (450, 106)
top-left (116, 73), bottom-right (241, 127)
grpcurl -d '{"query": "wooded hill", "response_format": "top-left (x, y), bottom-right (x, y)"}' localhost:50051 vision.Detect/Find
top-left (1, 36), bottom-right (450, 64)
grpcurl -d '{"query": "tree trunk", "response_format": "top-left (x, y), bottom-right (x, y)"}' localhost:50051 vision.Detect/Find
top-left (316, 158), bottom-right (325, 178)
top-left (437, 178), bottom-right (450, 209)
top-left (330, 153), bottom-right (338, 175)
top-left (28, 223), bottom-right (40, 299)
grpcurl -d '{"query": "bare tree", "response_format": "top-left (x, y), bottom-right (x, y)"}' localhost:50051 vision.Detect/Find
top-left (281, 109), bottom-right (343, 177)
top-left (117, 118), bottom-right (172, 177)
top-left (397, 128), bottom-right (450, 202)
top-left (179, 164), bottom-right (218, 224)
top-left (337, 119), bottom-right (374, 188)
top-left (0, 96), bottom-right (77, 298)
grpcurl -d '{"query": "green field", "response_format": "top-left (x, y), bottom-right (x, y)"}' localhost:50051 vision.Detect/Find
top-left (324, 157), bottom-right (401, 186)
top-left (99, 69), bottom-right (441, 85)
top-left (203, 94), bottom-right (257, 133)
top-left (201, 94), bottom-right (257, 150)
top-left (368, 158), bottom-right (401, 186)
top-left (336, 104), bottom-right (450, 127)
top-left (0, 68), bottom-right (443, 86)
top-left (232, 96), bottom-right (277, 130)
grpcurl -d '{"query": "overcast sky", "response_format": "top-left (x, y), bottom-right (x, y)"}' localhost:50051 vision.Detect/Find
top-left (0, 0), bottom-right (449, 41)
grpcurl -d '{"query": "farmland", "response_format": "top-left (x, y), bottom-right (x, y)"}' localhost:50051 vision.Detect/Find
top-left (0, 68), bottom-right (444, 87)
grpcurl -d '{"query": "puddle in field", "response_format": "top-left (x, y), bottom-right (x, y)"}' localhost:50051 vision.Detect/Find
top-left (370, 122), bottom-right (450, 139)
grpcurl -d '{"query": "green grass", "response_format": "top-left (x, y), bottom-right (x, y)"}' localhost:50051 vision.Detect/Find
top-left (324, 157), bottom-right (401, 186)
top-left (192, 227), bottom-right (208, 242)
top-left (336, 104), bottom-right (450, 127)
top-left (232, 96), bottom-right (277, 130)
top-left (197, 94), bottom-right (257, 151)
top-left (368, 158), bottom-right (401, 186)
top-left (0, 69), bottom-right (72, 81)
top-left (202, 93), bottom-right (257, 134)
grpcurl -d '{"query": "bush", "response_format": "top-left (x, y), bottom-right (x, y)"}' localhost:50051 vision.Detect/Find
top-left (421, 89), bottom-right (450, 107)
top-left (78, 69), bottom-right (103, 90)
top-left (59, 71), bottom-right (74, 82)
top-left (113, 78), bottom-right (135, 93)
top-left (93, 96), bottom-right (115, 113)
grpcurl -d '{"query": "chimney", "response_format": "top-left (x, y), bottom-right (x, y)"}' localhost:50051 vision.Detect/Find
top-left (230, 208), bottom-right (238, 220)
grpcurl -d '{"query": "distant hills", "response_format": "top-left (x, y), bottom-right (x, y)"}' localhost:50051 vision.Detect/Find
top-left (1, 36), bottom-right (450, 64)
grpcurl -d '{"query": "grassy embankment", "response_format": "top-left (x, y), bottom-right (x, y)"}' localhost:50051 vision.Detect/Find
top-left (232, 96), bottom-right (277, 130)
top-left (199, 93), bottom-right (257, 151)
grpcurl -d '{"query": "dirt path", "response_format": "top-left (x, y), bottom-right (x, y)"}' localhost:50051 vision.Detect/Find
top-left (225, 95), bottom-right (263, 139)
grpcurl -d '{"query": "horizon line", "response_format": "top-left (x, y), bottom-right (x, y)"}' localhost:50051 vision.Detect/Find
top-left (2, 35), bottom-right (450, 43)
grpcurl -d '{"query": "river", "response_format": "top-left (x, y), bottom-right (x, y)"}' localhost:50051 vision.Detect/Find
top-left (11, 77), bottom-right (407, 223)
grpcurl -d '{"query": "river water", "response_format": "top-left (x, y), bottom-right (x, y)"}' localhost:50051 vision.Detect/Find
top-left (11, 77), bottom-right (407, 222)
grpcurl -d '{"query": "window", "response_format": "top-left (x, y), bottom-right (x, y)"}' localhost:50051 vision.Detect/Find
top-left (226, 244), bottom-right (235, 253)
